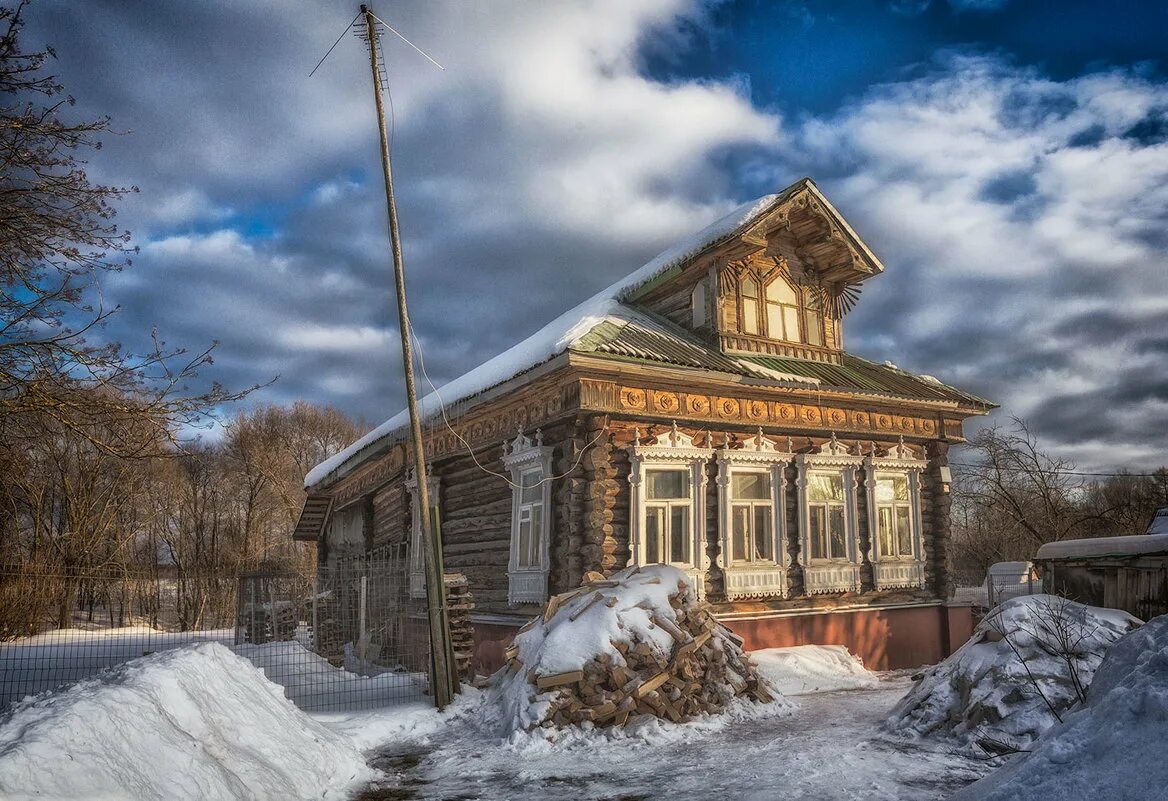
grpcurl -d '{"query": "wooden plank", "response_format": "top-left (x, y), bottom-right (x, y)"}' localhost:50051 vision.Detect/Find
top-left (536, 670), bottom-right (584, 690)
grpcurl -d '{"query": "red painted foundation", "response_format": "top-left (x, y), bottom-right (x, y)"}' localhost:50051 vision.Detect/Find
top-left (472, 602), bottom-right (975, 674)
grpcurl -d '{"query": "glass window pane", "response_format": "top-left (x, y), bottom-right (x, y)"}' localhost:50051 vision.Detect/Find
top-left (783, 306), bottom-right (800, 342)
top-left (743, 301), bottom-right (759, 335)
top-left (766, 279), bottom-right (796, 304)
top-left (732, 506), bottom-right (748, 562)
top-left (893, 476), bottom-right (909, 501)
top-left (878, 506), bottom-right (893, 557)
top-left (754, 505), bottom-right (773, 561)
top-left (741, 277), bottom-right (758, 298)
top-left (521, 471), bottom-right (542, 503)
top-left (647, 469), bottom-right (688, 499)
top-left (670, 505), bottom-right (690, 563)
top-left (646, 507), bottom-right (663, 563)
top-left (732, 472), bottom-right (771, 500)
top-left (829, 507), bottom-right (846, 559)
top-left (766, 303), bottom-right (784, 339)
top-left (810, 507), bottom-right (826, 560)
top-left (518, 519), bottom-right (532, 567)
top-left (875, 478), bottom-right (894, 504)
top-left (896, 506), bottom-right (912, 556)
top-left (808, 473), bottom-right (843, 502)
top-left (805, 310), bottom-right (823, 346)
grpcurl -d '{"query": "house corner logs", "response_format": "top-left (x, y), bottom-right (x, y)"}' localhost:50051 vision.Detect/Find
top-left (580, 414), bottom-right (618, 581)
top-left (922, 440), bottom-right (953, 599)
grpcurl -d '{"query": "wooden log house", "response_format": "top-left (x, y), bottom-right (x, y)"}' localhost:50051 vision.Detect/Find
top-left (295, 178), bottom-right (996, 671)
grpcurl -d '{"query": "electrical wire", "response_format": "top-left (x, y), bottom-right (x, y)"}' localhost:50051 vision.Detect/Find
top-left (308, 11), bottom-right (363, 78)
top-left (409, 322), bottom-right (607, 491)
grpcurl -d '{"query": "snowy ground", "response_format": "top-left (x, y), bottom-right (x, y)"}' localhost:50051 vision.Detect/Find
top-left (335, 673), bottom-right (992, 801)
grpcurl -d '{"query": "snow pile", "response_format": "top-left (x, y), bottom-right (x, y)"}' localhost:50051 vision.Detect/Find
top-left (0, 642), bottom-right (373, 801)
top-left (954, 614), bottom-right (1168, 801)
top-left (751, 645), bottom-right (879, 696)
top-left (1036, 532), bottom-right (1168, 560)
top-left (304, 193), bottom-right (781, 488)
top-left (482, 564), bottom-right (781, 738)
top-left (885, 595), bottom-right (1140, 753)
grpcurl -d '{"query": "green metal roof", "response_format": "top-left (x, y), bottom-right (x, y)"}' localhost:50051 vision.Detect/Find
top-left (571, 307), bottom-right (995, 410)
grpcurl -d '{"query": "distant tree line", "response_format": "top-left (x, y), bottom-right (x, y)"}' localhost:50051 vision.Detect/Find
top-left (0, 3), bottom-right (365, 636)
top-left (949, 418), bottom-right (1168, 586)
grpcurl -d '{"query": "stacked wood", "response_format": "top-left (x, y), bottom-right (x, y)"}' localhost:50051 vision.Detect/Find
top-left (497, 565), bottom-right (775, 731)
top-left (443, 572), bottom-right (475, 683)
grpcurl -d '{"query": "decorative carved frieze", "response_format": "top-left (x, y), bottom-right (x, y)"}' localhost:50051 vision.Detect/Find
top-left (579, 378), bottom-right (948, 440)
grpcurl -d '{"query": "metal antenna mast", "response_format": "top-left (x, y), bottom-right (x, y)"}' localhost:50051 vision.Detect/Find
top-left (356, 3), bottom-right (454, 709)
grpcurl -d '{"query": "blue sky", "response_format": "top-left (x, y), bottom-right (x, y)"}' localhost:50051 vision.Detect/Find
top-left (25, 0), bottom-right (1168, 471)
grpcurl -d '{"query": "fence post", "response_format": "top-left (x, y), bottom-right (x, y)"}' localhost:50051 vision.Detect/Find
top-left (358, 575), bottom-right (368, 664)
top-left (311, 575), bottom-right (319, 653)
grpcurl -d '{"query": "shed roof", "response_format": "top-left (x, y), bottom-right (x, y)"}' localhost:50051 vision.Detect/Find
top-left (1036, 534), bottom-right (1168, 561)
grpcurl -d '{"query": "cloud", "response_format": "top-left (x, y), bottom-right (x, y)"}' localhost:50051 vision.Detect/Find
top-left (25, 3), bottom-right (1168, 473)
top-left (785, 54), bottom-right (1168, 469)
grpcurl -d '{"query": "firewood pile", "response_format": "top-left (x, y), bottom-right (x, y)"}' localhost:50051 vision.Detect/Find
top-left (492, 565), bottom-right (776, 731)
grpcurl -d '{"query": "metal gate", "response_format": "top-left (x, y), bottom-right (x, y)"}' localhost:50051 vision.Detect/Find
top-left (235, 548), bottom-right (429, 711)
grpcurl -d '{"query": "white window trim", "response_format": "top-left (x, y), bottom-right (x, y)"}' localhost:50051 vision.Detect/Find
top-left (692, 281), bottom-right (707, 328)
top-left (627, 422), bottom-right (713, 599)
top-left (503, 428), bottom-right (555, 605)
top-left (716, 430), bottom-right (793, 600)
top-left (405, 467), bottom-right (440, 600)
top-left (864, 437), bottom-right (928, 590)
top-left (796, 433), bottom-right (864, 594)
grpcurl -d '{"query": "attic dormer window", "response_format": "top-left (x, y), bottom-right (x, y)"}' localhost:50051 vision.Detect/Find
top-left (765, 278), bottom-right (800, 342)
top-left (740, 276), bottom-right (760, 335)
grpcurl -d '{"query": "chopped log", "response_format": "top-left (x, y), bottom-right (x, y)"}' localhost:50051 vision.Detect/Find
top-left (536, 669), bottom-right (585, 690)
top-left (569, 591), bottom-right (605, 622)
top-left (634, 670), bottom-right (671, 699)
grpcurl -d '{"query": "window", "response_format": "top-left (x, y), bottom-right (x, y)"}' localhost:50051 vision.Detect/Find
top-left (691, 282), bottom-right (706, 328)
top-left (765, 278), bottom-right (800, 342)
top-left (503, 428), bottom-right (554, 605)
top-left (716, 431), bottom-right (791, 600)
top-left (741, 276), bottom-right (759, 335)
top-left (628, 423), bottom-right (713, 597)
top-left (730, 472), bottom-right (773, 563)
top-left (875, 475), bottom-right (912, 558)
top-left (803, 290), bottom-right (825, 347)
top-left (863, 439), bottom-right (927, 590)
top-left (807, 473), bottom-right (846, 560)
top-left (796, 435), bottom-right (863, 594)
top-left (405, 469), bottom-right (440, 599)
top-left (645, 469), bottom-right (691, 565)
top-left (515, 469), bottom-right (544, 568)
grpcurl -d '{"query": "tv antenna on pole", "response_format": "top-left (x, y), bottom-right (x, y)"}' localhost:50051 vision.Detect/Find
top-left (310, 5), bottom-right (454, 710)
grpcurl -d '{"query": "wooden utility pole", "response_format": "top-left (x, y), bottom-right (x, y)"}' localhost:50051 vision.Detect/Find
top-left (359, 3), bottom-right (454, 709)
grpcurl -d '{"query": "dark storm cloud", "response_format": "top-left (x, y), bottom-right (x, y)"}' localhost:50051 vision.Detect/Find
top-left (25, 2), bottom-right (1168, 472)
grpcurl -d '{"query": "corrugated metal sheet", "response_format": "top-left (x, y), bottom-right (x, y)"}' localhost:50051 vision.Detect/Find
top-left (572, 311), bottom-right (994, 409)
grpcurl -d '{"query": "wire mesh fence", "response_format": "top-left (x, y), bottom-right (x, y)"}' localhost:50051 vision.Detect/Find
top-left (235, 548), bottom-right (430, 711)
top-left (0, 550), bottom-right (430, 714)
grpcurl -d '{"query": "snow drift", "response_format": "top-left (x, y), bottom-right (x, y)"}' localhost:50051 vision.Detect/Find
top-left (885, 595), bottom-right (1140, 753)
top-left (954, 613), bottom-right (1168, 801)
top-left (0, 642), bottom-right (373, 801)
top-left (483, 564), bottom-right (782, 739)
top-left (751, 645), bottom-right (878, 696)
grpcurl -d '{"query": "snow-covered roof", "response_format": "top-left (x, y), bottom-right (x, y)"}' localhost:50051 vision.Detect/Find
top-left (1035, 533), bottom-right (1168, 561)
top-left (305, 192), bottom-right (783, 488)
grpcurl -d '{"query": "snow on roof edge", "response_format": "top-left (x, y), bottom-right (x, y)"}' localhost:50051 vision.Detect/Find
top-left (304, 193), bottom-right (781, 489)
top-left (1035, 533), bottom-right (1168, 561)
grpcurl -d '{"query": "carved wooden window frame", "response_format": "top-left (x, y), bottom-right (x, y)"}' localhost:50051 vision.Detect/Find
top-left (405, 468), bottom-right (440, 600)
top-left (502, 428), bottom-right (555, 606)
top-left (863, 438), bottom-right (928, 590)
top-left (627, 422), bottom-right (713, 599)
top-left (716, 431), bottom-right (793, 600)
top-left (796, 434), bottom-right (864, 594)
